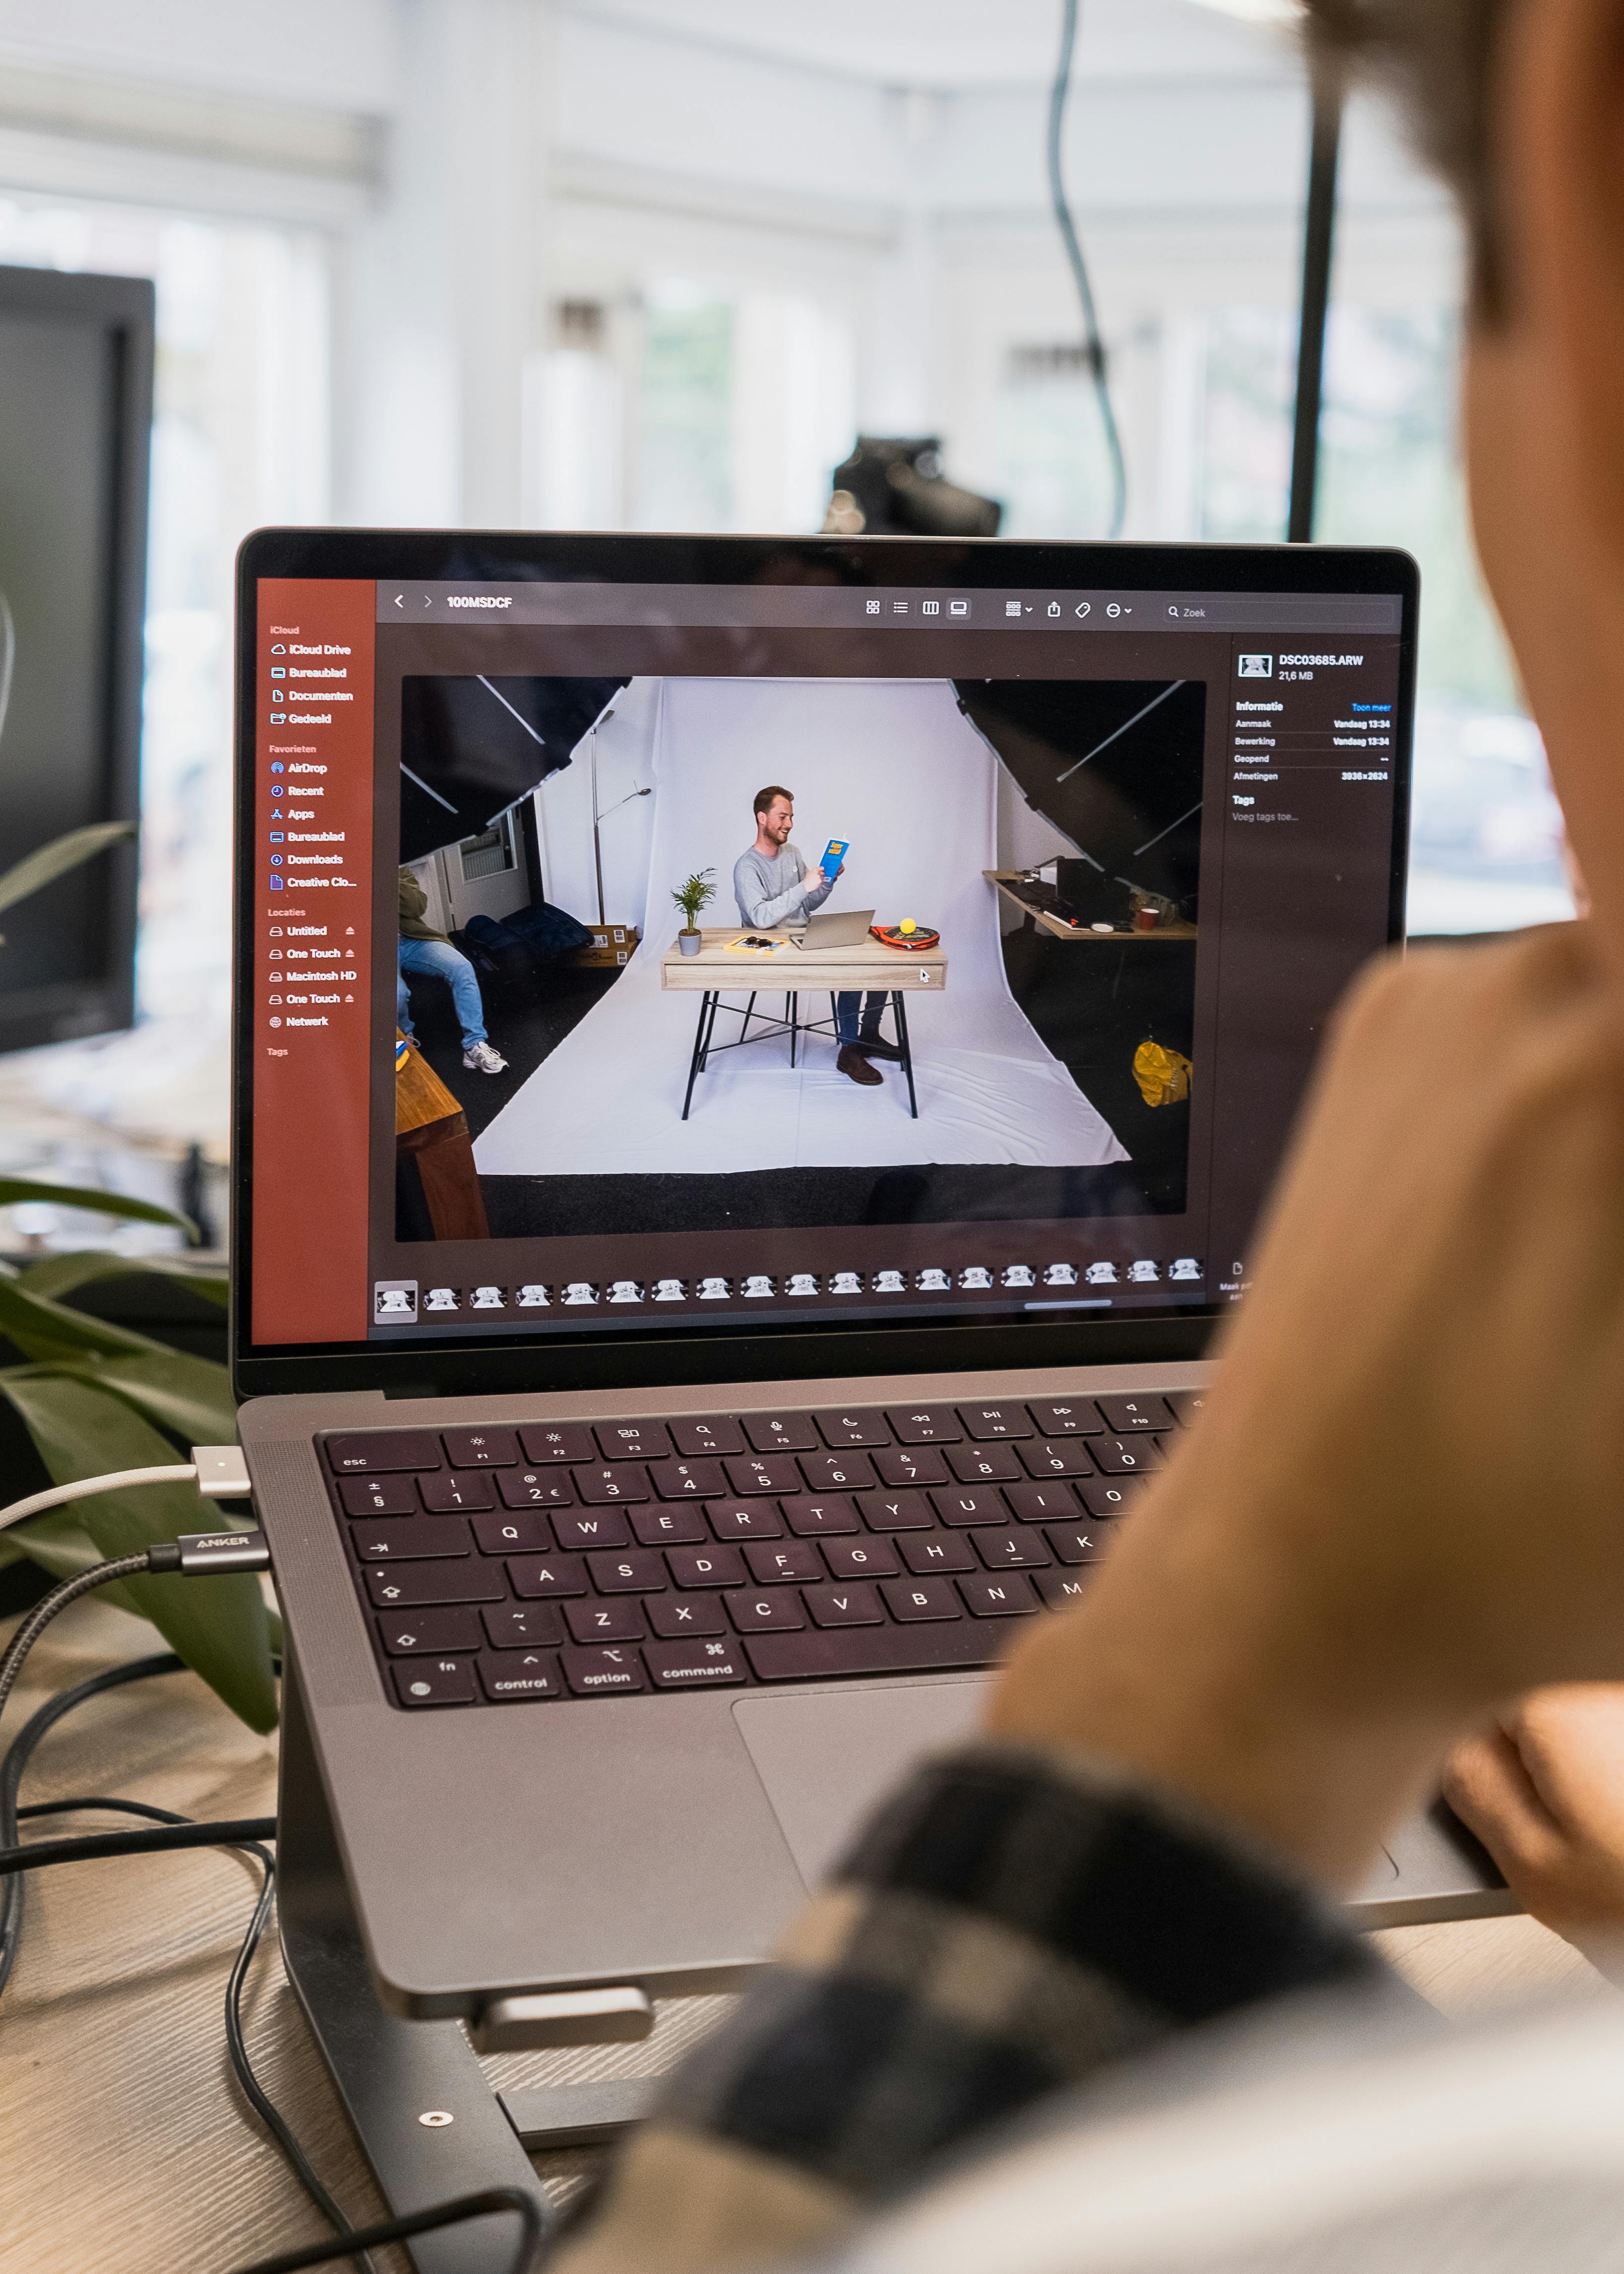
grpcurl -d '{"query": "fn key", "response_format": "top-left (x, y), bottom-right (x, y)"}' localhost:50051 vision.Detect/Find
top-left (391, 1657), bottom-right (476, 1706)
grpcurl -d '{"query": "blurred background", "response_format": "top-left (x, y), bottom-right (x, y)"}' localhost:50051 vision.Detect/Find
top-left (0, 0), bottom-right (1569, 1255)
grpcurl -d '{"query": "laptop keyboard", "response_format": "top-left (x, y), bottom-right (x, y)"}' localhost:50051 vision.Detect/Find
top-left (320, 1392), bottom-right (1201, 1709)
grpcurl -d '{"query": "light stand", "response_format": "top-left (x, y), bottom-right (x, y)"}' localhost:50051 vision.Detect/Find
top-left (587, 708), bottom-right (650, 927)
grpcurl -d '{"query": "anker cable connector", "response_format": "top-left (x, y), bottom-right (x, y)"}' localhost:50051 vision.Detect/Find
top-left (147, 1531), bottom-right (272, 1577)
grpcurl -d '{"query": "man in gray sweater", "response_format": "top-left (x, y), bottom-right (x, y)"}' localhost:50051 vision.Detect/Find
top-left (732, 784), bottom-right (896, 1087)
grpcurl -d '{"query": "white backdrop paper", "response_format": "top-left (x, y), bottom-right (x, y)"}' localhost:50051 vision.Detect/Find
top-left (473, 677), bottom-right (1128, 1175)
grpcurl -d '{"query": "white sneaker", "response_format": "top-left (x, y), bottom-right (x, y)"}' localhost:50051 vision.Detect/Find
top-left (463, 1041), bottom-right (508, 1073)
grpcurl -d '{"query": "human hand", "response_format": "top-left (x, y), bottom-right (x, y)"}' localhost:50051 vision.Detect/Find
top-left (1444, 1688), bottom-right (1624, 1980)
top-left (990, 923), bottom-right (1624, 1885)
top-left (805, 867), bottom-right (826, 891)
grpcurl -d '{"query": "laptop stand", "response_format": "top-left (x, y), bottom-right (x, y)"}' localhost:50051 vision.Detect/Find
top-left (276, 1654), bottom-right (654, 2273)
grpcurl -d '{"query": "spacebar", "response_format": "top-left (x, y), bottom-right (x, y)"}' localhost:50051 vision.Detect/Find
top-left (743, 1624), bottom-right (998, 1683)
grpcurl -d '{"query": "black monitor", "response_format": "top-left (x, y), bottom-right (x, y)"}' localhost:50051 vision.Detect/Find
top-left (0, 263), bottom-right (151, 1054)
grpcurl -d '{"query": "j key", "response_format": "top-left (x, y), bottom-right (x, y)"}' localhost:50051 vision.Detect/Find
top-left (1044, 1523), bottom-right (1110, 1565)
top-left (648, 1458), bottom-right (726, 1499)
top-left (1165, 1390), bottom-right (1206, 1426)
top-left (566, 1597), bottom-right (646, 1645)
top-left (482, 1603), bottom-right (565, 1649)
top-left (1097, 1395), bottom-right (1170, 1434)
top-left (745, 1541), bottom-right (825, 1585)
top-left (881, 1577), bottom-right (962, 1623)
top-left (560, 1645), bottom-right (647, 1696)
top-left (669, 1416), bottom-right (745, 1457)
top-left (586, 1548), bottom-right (666, 1593)
top-left (958, 1403), bottom-right (1033, 1441)
top-left (443, 1426), bottom-right (518, 1468)
top-left (573, 1463), bottom-right (650, 1504)
top-left (472, 1511), bottom-right (550, 1555)
top-left (647, 1592), bottom-right (725, 1638)
top-left (478, 1651), bottom-right (562, 1702)
top-left (1077, 1477), bottom-right (1148, 1518)
top-left (948, 1443), bottom-right (1023, 1484)
top-left (1018, 1439), bottom-right (1095, 1479)
top-left (885, 1405), bottom-right (962, 1444)
top-left (824, 1537), bottom-right (900, 1580)
top-left (392, 1657), bottom-right (475, 1706)
top-left (799, 1451), bottom-right (876, 1493)
top-left (707, 1500), bottom-right (784, 1541)
top-left (1092, 1435), bottom-right (1164, 1475)
top-left (340, 1475), bottom-right (418, 1518)
top-left (1027, 1400), bottom-right (1103, 1437)
top-left (724, 1455), bottom-right (801, 1497)
top-left (872, 1446), bottom-right (949, 1488)
top-left (853, 1489), bottom-right (932, 1532)
top-left (743, 1412), bottom-right (819, 1454)
top-left (554, 1510), bottom-right (632, 1551)
top-left (420, 1472), bottom-right (495, 1514)
top-left (667, 1543), bottom-right (746, 1589)
top-left (1037, 1571), bottom-right (1092, 1608)
top-left (518, 1423), bottom-right (594, 1464)
top-left (959, 1572), bottom-right (1039, 1618)
top-left (804, 1582), bottom-right (883, 1627)
top-left (366, 1563), bottom-right (503, 1608)
top-left (595, 1419), bottom-right (671, 1463)
top-left (352, 1519), bottom-right (469, 1562)
top-left (327, 1430), bottom-right (441, 1474)
top-left (814, 1409), bottom-right (891, 1448)
top-left (931, 1486), bottom-right (1008, 1527)
top-left (900, 1532), bottom-right (975, 1575)
top-left (970, 1528), bottom-right (1051, 1570)
top-left (1004, 1481), bottom-right (1080, 1524)
top-left (507, 1553), bottom-right (587, 1599)
top-left (376, 1608), bottom-right (483, 1655)
top-left (499, 1470), bottom-right (576, 1510)
top-left (644, 1638), bottom-right (748, 1689)
top-left (779, 1493), bottom-right (860, 1537)
top-left (724, 1590), bottom-right (806, 1633)
top-left (630, 1503), bottom-right (708, 1546)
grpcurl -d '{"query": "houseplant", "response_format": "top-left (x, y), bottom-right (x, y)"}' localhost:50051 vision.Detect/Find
top-left (671, 868), bottom-right (716, 954)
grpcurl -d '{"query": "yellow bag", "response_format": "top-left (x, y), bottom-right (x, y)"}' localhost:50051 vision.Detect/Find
top-left (1133, 1037), bottom-right (1192, 1108)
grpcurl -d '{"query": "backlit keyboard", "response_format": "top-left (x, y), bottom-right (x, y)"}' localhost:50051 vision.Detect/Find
top-left (320, 1392), bottom-right (1202, 1709)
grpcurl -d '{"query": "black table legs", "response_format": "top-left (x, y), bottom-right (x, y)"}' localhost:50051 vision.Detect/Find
top-left (679, 986), bottom-right (919, 1119)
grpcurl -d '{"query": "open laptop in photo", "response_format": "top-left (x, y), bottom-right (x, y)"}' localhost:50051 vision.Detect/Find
top-left (232, 531), bottom-right (1507, 2042)
top-left (788, 907), bottom-right (877, 950)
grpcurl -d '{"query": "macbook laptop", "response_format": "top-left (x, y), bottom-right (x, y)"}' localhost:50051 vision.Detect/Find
top-left (788, 907), bottom-right (878, 950)
top-left (233, 531), bottom-right (1506, 2038)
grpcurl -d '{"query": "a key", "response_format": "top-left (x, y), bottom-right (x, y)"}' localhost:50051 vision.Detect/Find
top-left (930, 1485), bottom-right (1008, 1527)
top-left (631, 1504), bottom-right (708, 1546)
top-left (365, 1562), bottom-right (503, 1608)
top-left (853, 1489), bottom-right (932, 1532)
top-left (648, 1458), bottom-right (726, 1499)
top-left (1026, 1400), bottom-right (1103, 1437)
top-left (745, 1541), bottom-right (825, 1585)
top-left (376, 1607), bottom-right (482, 1655)
top-left (667, 1543), bottom-right (746, 1589)
top-left (1036, 1571), bottom-right (1092, 1607)
top-left (565, 1597), bottom-right (646, 1645)
top-left (1045, 1522), bottom-right (1111, 1564)
top-left (1076, 1477), bottom-right (1147, 1517)
top-left (507, 1552), bottom-right (587, 1598)
top-left (482, 1603), bottom-right (565, 1649)
top-left (471, 1512), bottom-right (549, 1555)
top-left (778, 1493), bottom-right (860, 1537)
top-left (573, 1462), bottom-right (650, 1504)
top-left (814, 1409), bottom-right (891, 1448)
top-left (1097, 1395), bottom-right (1170, 1434)
top-left (1164, 1390), bottom-right (1206, 1426)
top-left (872, 1446), bottom-right (948, 1488)
top-left (327, 1431), bottom-right (441, 1474)
top-left (744, 1624), bottom-right (994, 1681)
top-left (498, 1469), bottom-right (575, 1510)
top-left (351, 1519), bottom-right (469, 1562)
top-left (948, 1443), bottom-right (1023, 1484)
top-left (647, 1593), bottom-right (725, 1638)
top-left (594, 1420), bottom-right (671, 1463)
top-left (899, 1532), bottom-right (975, 1574)
top-left (706, 1500), bottom-right (784, 1541)
top-left (824, 1537), bottom-right (900, 1580)
top-left (419, 1472), bottom-right (495, 1514)
top-left (669, 1416), bottom-right (745, 1457)
top-left (340, 1475), bottom-right (418, 1518)
top-left (959, 1573), bottom-right (1039, 1618)
top-left (478, 1651), bottom-right (562, 1702)
top-left (743, 1412), bottom-right (818, 1453)
top-left (1018, 1439), bottom-right (1095, 1479)
top-left (517, 1423), bottom-right (595, 1464)
top-left (799, 1451), bottom-right (877, 1493)
top-left (560, 1645), bottom-right (647, 1696)
top-left (724, 1455), bottom-right (801, 1497)
top-left (585, 1548), bottom-right (665, 1593)
top-left (1092, 1436), bottom-right (1164, 1475)
top-left (958, 1404), bottom-right (1033, 1441)
top-left (881, 1577), bottom-right (962, 1622)
top-left (443, 1426), bottom-right (518, 1468)
top-left (554, 1510), bottom-right (632, 1550)
top-left (1004, 1481), bottom-right (1080, 1524)
top-left (644, 1638), bottom-right (748, 1689)
top-left (391, 1657), bottom-right (475, 1705)
top-left (970, 1528), bottom-right (1051, 1570)
top-left (803, 1582), bottom-right (883, 1627)
top-left (724, 1590), bottom-right (806, 1632)
top-left (885, 1406), bottom-right (963, 1444)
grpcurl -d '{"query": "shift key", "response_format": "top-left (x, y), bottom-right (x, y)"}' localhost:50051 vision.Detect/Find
top-left (365, 1561), bottom-right (504, 1608)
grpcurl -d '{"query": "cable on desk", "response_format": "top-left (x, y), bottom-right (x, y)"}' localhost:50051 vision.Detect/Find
top-left (231, 2185), bottom-right (546, 2274)
top-left (0, 1816), bottom-right (276, 1874)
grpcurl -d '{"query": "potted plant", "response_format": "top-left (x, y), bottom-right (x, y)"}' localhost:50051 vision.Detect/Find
top-left (671, 868), bottom-right (716, 954)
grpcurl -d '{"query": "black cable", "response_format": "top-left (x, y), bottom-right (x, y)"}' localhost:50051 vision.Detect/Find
top-left (0, 1815), bottom-right (276, 1875)
top-left (231, 2186), bottom-right (545, 2274)
top-left (1047, 0), bottom-right (1127, 539)
top-left (0, 1551), bottom-right (153, 1731)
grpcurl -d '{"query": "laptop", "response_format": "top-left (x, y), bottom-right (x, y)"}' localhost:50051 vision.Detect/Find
top-left (788, 907), bottom-right (878, 950)
top-left (233, 531), bottom-right (1506, 2041)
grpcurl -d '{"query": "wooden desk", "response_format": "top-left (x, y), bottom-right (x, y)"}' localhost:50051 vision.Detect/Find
top-left (2, 1601), bottom-right (1610, 2272)
top-left (660, 926), bottom-right (949, 1122)
top-left (985, 871), bottom-right (1198, 945)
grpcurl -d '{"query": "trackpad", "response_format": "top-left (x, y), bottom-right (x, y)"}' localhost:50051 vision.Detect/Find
top-left (732, 1678), bottom-right (991, 1888)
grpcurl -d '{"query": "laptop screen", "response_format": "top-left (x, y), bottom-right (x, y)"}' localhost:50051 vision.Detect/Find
top-left (232, 535), bottom-right (1412, 1393)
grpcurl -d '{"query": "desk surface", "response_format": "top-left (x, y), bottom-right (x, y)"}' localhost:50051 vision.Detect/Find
top-left (661, 925), bottom-right (948, 993)
top-left (985, 871), bottom-right (1199, 944)
top-left (2, 1600), bottom-right (1609, 2273)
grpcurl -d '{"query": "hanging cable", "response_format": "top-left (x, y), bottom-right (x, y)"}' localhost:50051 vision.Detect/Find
top-left (1047, 0), bottom-right (1127, 538)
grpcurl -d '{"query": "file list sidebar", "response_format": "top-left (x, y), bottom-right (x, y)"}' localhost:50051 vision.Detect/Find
top-left (251, 579), bottom-right (376, 1346)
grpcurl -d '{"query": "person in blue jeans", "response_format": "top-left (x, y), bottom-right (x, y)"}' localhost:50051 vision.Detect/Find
top-left (397, 866), bottom-right (507, 1074)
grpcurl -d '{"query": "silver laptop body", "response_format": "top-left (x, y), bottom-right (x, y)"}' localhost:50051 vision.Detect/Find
top-left (788, 906), bottom-right (877, 949)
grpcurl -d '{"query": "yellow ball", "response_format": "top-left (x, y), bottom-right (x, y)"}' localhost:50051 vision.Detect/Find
top-left (899, 918), bottom-right (916, 935)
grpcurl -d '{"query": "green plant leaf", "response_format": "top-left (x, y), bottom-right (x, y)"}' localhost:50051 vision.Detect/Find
top-left (0, 1177), bottom-right (196, 1239)
top-left (0, 820), bottom-right (136, 918)
top-left (0, 1271), bottom-right (174, 1363)
top-left (0, 1373), bottom-right (275, 1732)
top-left (0, 1508), bottom-right (146, 1617)
top-left (15, 1251), bottom-right (229, 1307)
top-left (60, 1347), bottom-right (238, 1451)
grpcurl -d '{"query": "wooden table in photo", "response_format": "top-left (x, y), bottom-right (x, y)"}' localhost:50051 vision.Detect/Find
top-left (986, 870), bottom-right (1199, 945)
top-left (661, 926), bottom-right (949, 1121)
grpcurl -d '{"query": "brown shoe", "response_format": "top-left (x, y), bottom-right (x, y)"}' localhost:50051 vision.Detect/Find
top-left (838, 1045), bottom-right (883, 1086)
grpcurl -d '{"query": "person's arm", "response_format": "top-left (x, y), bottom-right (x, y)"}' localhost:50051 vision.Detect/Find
top-left (800, 859), bottom-right (836, 914)
top-left (737, 850), bottom-right (818, 930)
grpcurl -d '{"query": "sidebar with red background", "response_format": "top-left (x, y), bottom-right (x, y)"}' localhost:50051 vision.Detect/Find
top-left (251, 579), bottom-right (376, 1344)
